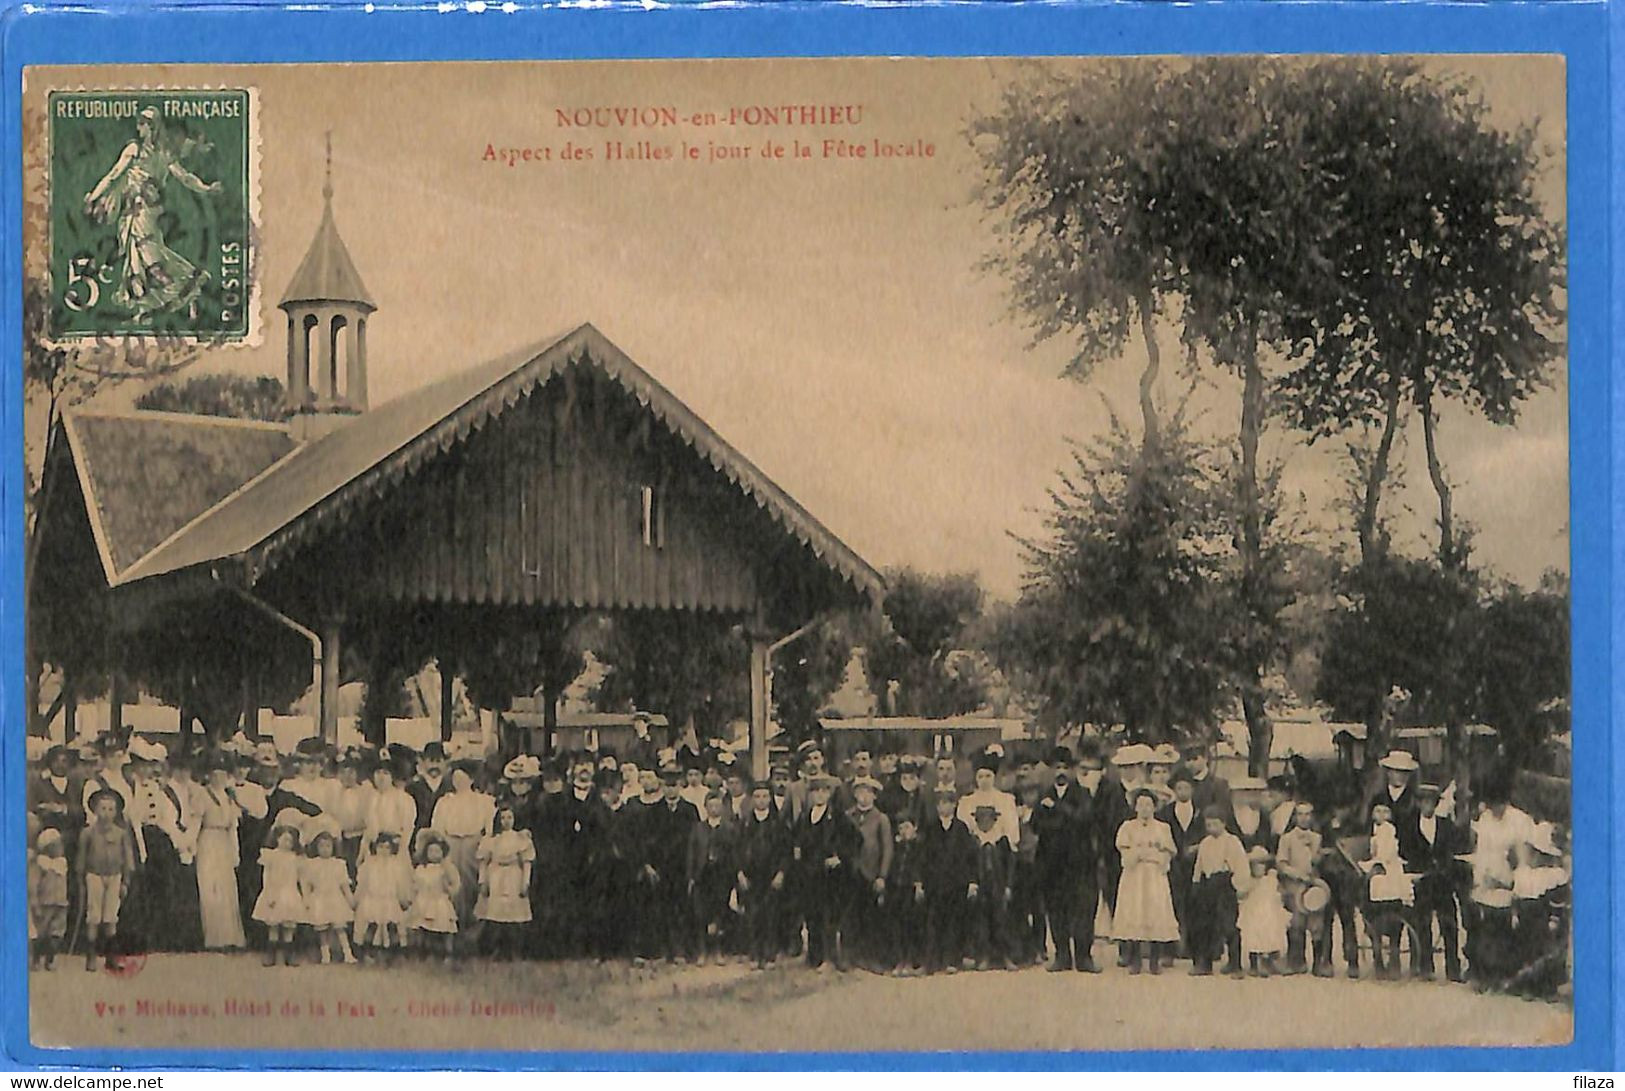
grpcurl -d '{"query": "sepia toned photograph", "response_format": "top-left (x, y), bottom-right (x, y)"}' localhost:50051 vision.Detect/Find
top-left (20, 55), bottom-right (1571, 1055)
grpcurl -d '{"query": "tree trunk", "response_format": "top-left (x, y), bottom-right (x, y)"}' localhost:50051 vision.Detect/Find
top-left (1357, 382), bottom-right (1403, 567)
top-left (1237, 334), bottom-right (1273, 779)
top-left (1136, 289), bottom-right (1161, 454)
top-left (64, 673), bottom-right (78, 741)
top-left (1418, 378), bottom-right (1456, 570)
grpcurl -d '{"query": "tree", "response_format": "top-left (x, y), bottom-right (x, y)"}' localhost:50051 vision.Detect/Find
top-left (989, 415), bottom-right (1235, 746)
top-left (769, 616), bottom-right (855, 744)
top-left (456, 610), bottom-right (591, 751)
top-left (589, 612), bottom-right (749, 741)
top-left (971, 61), bottom-right (1173, 450)
top-left (975, 58), bottom-right (1336, 770)
top-left (858, 569), bottom-right (989, 718)
top-left (1469, 571), bottom-right (1569, 767)
top-left (1273, 60), bottom-right (1564, 572)
top-left (136, 372), bottom-right (287, 422)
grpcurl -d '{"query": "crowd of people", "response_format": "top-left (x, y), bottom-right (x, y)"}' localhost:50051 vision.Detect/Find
top-left (24, 726), bottom-right (1570, 999)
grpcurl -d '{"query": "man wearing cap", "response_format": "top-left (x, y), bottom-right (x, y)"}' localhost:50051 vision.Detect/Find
top-left (790, 773), bottom-right (859, 971)
top-left (1400, 782), bottom-right (1466, 982)
top-left (843, 775), bottom-right (893, 971)
top-left (785, 739), bottom-right (828, 820)
top-left (1032, 746), bottom-right (1103, 972)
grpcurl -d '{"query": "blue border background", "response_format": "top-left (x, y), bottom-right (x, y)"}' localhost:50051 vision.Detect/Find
top-left (0, 0), bottom-right (1615, 1071)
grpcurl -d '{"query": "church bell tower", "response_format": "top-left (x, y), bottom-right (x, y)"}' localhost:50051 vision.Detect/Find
top-left (279, 133), bottom-right (376, 442)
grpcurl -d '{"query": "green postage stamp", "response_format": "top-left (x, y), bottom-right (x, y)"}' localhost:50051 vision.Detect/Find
top-left (47, 88), bottom-right (257, 342)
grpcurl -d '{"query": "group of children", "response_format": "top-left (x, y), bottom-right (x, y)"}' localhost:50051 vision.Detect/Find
top-left (24, 728), bottom-right (1570, 996)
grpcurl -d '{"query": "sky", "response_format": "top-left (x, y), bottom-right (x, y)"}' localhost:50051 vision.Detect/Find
top-left (25, 56), bottom-right (1568, 600)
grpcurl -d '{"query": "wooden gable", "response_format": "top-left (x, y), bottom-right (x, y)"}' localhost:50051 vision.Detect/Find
top-left (270, 361), bottom-right (818, 616)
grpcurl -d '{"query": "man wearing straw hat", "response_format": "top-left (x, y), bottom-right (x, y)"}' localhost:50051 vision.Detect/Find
top-left (1368, 749), bottom-right (1420, 824)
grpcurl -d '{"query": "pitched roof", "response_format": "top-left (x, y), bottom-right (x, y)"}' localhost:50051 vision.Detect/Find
top-left (279, 199), bottom-right (375, 310)
top-left (62, 411), bottom-right (297, 584)
top-left (115, 323), bottom-right (885, 604)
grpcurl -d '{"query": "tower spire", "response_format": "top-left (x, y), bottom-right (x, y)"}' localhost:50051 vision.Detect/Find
top-left (322, 130), bottom-right (334, 204)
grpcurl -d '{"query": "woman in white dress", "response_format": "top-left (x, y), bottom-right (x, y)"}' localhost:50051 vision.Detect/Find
top-left (430, 765), bottom-right (493, 929)
top-left (194, 756), bottom-right (247, 950)
top-left (1113, 787), bottom-right (1181, 974)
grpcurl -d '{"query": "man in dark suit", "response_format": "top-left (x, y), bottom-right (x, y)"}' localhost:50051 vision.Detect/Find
top-left (632, 765), bottom-right (700, 962)
top-left (548, 757), bottom-right (607, 957)
top-left (406, 742), bottom-right (453, 831)
top-left (1159, 770), bottom-right (1205, 958)
top-left (1181, 743), bottom-right (1235, 830)
top-left (736, 782), bottom-right (789, 968)
top-left (1398, 782), bottom-right (1465, 982)
top-left (1031, 746), bottom-right (1103, 973)
top-left (919, 787), bottom-right (976, 974)
top-left (790, 774), bottom-right (859, 970)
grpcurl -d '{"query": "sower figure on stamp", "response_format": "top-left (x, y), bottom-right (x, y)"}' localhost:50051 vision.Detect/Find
top-left (82, 106), bottom-right (221, 319)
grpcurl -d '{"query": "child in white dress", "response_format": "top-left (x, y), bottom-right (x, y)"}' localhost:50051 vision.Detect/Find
top-left (1238, 846), bottom-right (1290, 976)
top-left (353, 832), bottom-right (411, 962)
top-left (475, 805), bottom-right (534, 960)
top-left (301, 827), bottom-right (358, 965)
top-left (253, 823), bottom-right (307, 967)
top-left (406, 831), bottom-right (462, 961)
top-left (1112, 788), bottom-right (1181, 975)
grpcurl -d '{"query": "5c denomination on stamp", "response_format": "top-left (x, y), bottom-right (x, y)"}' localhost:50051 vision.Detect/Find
top-left (48, 88), bottom-right (258, 343)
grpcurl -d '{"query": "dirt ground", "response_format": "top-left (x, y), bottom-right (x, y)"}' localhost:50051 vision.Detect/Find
top-left (29, 949), bottom-right (1572, 1056)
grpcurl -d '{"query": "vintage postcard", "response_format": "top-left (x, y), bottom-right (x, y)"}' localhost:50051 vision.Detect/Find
top-left (19, 56), bottom-right (1571, 1055)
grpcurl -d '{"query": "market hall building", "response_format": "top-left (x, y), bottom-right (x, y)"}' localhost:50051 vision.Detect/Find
top-left (30, 181), bottom-right (884, 778)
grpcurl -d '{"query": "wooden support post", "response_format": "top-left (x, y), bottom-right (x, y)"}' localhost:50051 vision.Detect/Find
top-left (440, 659), bottom-right (455, 743)
top-left (320, 619), bottom-right (341, 745)
top-left (749, 636), bottom-right (770, 783)
top-left (108, 671), bottom-right (125, 737)
top-left (242, 670), bottom-right (261, 740)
